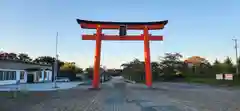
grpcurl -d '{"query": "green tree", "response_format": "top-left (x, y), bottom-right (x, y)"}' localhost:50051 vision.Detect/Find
top-left (84, 66), bottom-right (105, 79)
top-left (213, 59), bottom-right (220, 65)
top-left (84, 67), bottom-right (94, 79)
top-left (151, 61), bottom-right (161, 81)
top-left (75, 67), bottom-right (84, 73)
top-left (121, 59), bottom-right (145, 82)
top-left (212, 59), bottom-right (222, 74)
top-left (8, 53), bottom-right (18, 60)
top-left (158, 53), bottom-right (184, 80)
top-left (18, 53), bottom-right (32, 62)
top-left (236, 57), bottom-right (240, 74)
top-left (197, 62), bottom-right (212, 77)
top-left (33, 56), bottom-right (64, 70)
top-left (33, 56), bottom-right (55, 64)
top-left (60, 62), bottom-right (83, 73)
top-left (222, 57), bottom-right (234, 73)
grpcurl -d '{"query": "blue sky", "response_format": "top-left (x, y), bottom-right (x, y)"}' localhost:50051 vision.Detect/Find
top-left (0, 0), bottom-right (239, 68)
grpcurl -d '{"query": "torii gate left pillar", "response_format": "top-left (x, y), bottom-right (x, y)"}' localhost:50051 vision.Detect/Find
top-left (93, 25), bottom-right (102, 88)
top-left (77, 19), bottom-right (168, 89)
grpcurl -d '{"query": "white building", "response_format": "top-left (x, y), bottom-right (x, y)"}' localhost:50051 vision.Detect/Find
top-left (0, 59), bottom-right (53, 85)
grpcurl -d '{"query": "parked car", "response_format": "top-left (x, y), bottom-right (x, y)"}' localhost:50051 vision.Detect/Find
top-left (55, 77), bottom-right (70, 82)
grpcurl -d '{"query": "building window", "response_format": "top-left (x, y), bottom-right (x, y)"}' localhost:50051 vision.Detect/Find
top-left (3, 71), bottom-right (6, 80)
top-left (7, 71), bottom-right (11, 80)
top-left (36, 71), bottom-right (41, 80)
top-left (0, 71), bottom-right (16, 80)
top-left (6, 71), bottom-right (10, 80)
top-left (13, 71), bottom-right (16, 80)
top-left (5, 71), bottom-right (16, 80)
top-left (20, 71), bottom-right (25, 80)
top-left (9, 71), bottom-right (16, 80)
top-left (0, 71), bottom-right (4, 80)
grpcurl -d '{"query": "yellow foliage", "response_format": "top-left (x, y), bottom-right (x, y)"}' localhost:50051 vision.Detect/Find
top-left (184, 56), bottom-right (208, 65)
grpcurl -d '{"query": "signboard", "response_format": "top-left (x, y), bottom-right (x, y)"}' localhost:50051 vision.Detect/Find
top-left (224, 74), bottom-right (233, 80)
top-left (216, 74), bottom-right (223, 80)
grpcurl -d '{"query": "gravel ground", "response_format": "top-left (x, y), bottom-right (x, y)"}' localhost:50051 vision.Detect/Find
top-left (152, 82), bottom-right (240, 111)
top-left (0, 86), bottom-right (98, 111)
top-left (0, 78), bottom-right (240, 111)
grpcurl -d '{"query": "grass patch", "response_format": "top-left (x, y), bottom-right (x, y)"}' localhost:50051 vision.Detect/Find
top-left (0, 92), bottom-right (14, 97)
top-left (0, 91), bottom-right (29, 99)
top-left (185, 78), bottom-right (218, 85)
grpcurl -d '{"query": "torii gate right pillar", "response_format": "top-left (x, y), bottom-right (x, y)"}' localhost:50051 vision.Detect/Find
top-left (143, 26), bottom-right (152, 87)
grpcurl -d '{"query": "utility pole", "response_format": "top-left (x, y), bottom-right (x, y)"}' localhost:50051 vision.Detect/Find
top-left (233, 38), bottom-right (239, 76)
top-left (53, 32), bottom-right (59, 88)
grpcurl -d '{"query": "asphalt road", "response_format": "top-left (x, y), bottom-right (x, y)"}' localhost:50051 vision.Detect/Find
top-left (1, 77), bottom-right (240, 111)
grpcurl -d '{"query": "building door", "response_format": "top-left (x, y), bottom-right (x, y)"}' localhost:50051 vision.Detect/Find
top-left (27, 74), bottom-right (34, 83)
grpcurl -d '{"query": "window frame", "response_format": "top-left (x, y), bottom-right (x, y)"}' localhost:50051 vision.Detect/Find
top-left (0, 69), bottom-right (20, 81)
top-left (0, 71), bottom-right (3, 80)
top-left (20, 71), bottom-right (25, 80)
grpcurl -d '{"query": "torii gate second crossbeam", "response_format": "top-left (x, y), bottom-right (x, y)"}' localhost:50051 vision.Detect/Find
top-left (76, 19), bottom-right (168, 89)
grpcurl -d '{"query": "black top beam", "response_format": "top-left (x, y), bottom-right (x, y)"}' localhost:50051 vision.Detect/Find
top-left (76, 19), bottom-right (168, 25)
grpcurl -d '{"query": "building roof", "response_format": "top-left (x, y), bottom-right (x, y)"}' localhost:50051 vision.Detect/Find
top-left (0, 59), bottom-right (51, 66)
top-left (0, 59), bottom-right (52, 70)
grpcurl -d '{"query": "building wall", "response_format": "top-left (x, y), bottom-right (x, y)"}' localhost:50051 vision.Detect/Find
top-left (0, 60), bottom-right (53, 85)
top-left (26, 70), bottom-right (52, 83)
top-left (0, 69), bottom-right (52, 85)
top-left (22, 71), bottom-right (27, 83)
top-left (39, 70), bottom-right (52, 82)
top-left (47, 71), bottom-right (52, 81)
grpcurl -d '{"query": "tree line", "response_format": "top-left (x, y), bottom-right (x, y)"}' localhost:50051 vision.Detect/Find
top-left (0, 52), bottom-right (83, 74)
top-left (121, 53), bottom-right (240, 85)
top-left (1, 52), bottom-right (239, 84)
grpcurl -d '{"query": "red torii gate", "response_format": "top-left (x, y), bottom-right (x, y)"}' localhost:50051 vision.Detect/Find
top-left (76, 19), bottom-right (168, 89)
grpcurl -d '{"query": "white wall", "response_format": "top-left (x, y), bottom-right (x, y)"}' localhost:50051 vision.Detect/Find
top-left (47, 71), bottom-right (52, 81)
top-left (24, 71), bottom-right (27, 83)
top-left (0, 80), bottom-right (17, 85)
top-left (16, 71), bottom-right (20, 81)
top-left (39, 71), bottom-right (44, 82)
top-left (39, 70), bottom-right (52, 82)
top-left (20, 71), bottom-right (27, 83)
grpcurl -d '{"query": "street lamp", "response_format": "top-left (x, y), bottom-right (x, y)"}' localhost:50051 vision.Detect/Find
top-left (53, 32), bottom-right (59, 88)
top-left (233, 38), bottom-right (239, 76)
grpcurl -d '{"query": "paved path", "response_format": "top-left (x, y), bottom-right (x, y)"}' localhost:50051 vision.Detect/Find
top-left (1, 77), bottom-right (240, 111)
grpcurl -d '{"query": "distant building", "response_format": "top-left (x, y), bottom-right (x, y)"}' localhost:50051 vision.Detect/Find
top-left (106, 69), bottom-right (122, 76)
top-left (0, 59), bottom-right (52, 85)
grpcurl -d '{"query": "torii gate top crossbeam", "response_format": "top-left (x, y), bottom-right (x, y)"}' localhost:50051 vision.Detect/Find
top-left (76, 19), bottom-right (168, 30)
